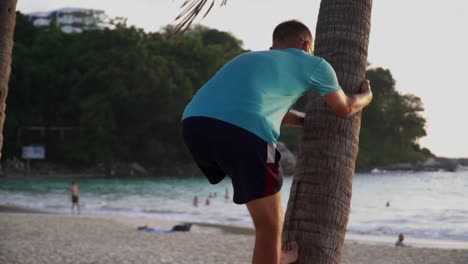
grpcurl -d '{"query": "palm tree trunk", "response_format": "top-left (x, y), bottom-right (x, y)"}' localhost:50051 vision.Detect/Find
top-left (282, 0), bottom-right (373, 263)
top-left (0, 0), bottom-right (18, 159)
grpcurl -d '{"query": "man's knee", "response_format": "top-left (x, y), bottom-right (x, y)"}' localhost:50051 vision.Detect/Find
top-left (246, 193), bottom-right (283, 232)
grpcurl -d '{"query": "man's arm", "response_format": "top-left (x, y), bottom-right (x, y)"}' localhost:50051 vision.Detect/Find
top-left (323, 80), bottom-right (372, 117)
top-left (282, 80), bottom-right (372, 127)
top-left (282, 109), bottom-right (305, 127)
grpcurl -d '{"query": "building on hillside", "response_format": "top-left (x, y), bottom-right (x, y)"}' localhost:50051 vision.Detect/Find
top-left (26, 7), bottom-right (110, 33)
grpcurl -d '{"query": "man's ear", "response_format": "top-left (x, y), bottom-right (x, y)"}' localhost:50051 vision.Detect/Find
top-left (301, 40), bottom-right (310, 53)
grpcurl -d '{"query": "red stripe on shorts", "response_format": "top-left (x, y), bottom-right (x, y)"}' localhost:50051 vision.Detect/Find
top-left (264, 162), bottom-right (277, 196)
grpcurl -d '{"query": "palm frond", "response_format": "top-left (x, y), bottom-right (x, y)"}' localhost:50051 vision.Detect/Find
top-left (174, 0), bottom-right (228, 33)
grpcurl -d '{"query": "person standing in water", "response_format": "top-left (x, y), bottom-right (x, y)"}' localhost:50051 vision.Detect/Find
top-left (395, 233), bottom-right (406, 247)
top-left (70, 182), bottom-right (80, 215)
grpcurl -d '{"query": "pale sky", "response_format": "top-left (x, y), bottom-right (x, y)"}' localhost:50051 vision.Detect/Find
top-left (17, 0), bottom-right (468, 158)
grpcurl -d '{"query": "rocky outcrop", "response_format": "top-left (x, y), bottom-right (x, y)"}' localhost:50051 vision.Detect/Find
top-left (375, 157), bottom-right (466, 172)
top-left (274, 144), bottom-right (467, 174)
top-left (277, 142), bottom-right (297, 175)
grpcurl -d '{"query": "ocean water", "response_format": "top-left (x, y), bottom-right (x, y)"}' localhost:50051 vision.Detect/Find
top-left (1, 169), bottom-right (467, 244)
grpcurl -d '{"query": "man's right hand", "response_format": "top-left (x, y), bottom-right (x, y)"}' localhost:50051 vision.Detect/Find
top-left (360, 80), bottom-right (372, 100)
top-left (323, 79), bottom-right (373, 117)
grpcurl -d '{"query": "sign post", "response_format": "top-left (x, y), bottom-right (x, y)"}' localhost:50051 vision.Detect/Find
top-left (21, 146), bottom-right (45, 174)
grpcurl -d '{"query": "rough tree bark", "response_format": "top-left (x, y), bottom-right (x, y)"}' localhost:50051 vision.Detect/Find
top-left (282, 0), bottom-right (373, 263)
top-left (0, 0), bottom-right (18, 159)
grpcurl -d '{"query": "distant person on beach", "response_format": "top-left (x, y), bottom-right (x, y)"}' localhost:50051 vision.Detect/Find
top-left (181, 20), bottom-right (372, 264)
top-left (224, 188), bottom-right (229, 200)
top-left (395, 233), bottom-right (406, 247)
top-left (70, 182), bottom-right (80, 215)
top-left (193, 196), bottom-right (199, 207)
top-left (205, 198), bottom-right (210, 206)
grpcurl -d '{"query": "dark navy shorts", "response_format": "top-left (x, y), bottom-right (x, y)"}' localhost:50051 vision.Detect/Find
top-left (181, 117), bottom-right (283, 204)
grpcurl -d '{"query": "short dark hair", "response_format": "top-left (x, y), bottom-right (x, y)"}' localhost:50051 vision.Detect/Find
top-left (273, 20), bottom-right (312, 44)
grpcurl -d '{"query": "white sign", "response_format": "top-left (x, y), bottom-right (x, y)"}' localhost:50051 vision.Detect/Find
top-left (22, 146), bottom-right (46, 159)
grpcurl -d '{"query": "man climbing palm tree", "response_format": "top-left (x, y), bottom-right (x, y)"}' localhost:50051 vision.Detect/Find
top-left (181, 20), bottom-right (372, 264)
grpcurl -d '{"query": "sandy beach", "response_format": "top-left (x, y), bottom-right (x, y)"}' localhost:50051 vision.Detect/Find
top-left (1, 208), bottom-right (467, 264)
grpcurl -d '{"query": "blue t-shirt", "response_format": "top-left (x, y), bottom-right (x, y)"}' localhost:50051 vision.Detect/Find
top-left (182, 48), bottom-right (341, 144)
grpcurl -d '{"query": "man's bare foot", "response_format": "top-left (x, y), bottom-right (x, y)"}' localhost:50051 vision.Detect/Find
top-left (280, 241), bottom-right (299, 264)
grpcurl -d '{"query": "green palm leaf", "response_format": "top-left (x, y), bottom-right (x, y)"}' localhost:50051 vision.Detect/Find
top-left (174, 0), bottom-right (228, 33)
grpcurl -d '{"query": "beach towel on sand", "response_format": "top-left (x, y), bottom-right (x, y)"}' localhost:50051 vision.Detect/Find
top-left (137, 223), bottom-right (192, 233)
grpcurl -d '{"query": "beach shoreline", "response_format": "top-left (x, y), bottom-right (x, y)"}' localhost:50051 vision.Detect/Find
top-left (2, 204), bottom-right (468, 249)
top-left (1, 205), bottom-right (468, 264)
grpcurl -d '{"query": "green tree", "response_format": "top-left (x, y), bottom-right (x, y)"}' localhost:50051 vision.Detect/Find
top-left (358, 68), bottom-right (429, 166)
top-left (6, 16), bottom-right (244, 169)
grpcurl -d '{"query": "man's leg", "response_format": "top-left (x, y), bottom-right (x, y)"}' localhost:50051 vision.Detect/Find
top-left (246, 192), bottom-right (283, 264)
top-left (246, 192), bottom-right (298, 264)
top-left (247, 192), bottom-right (299, 264)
